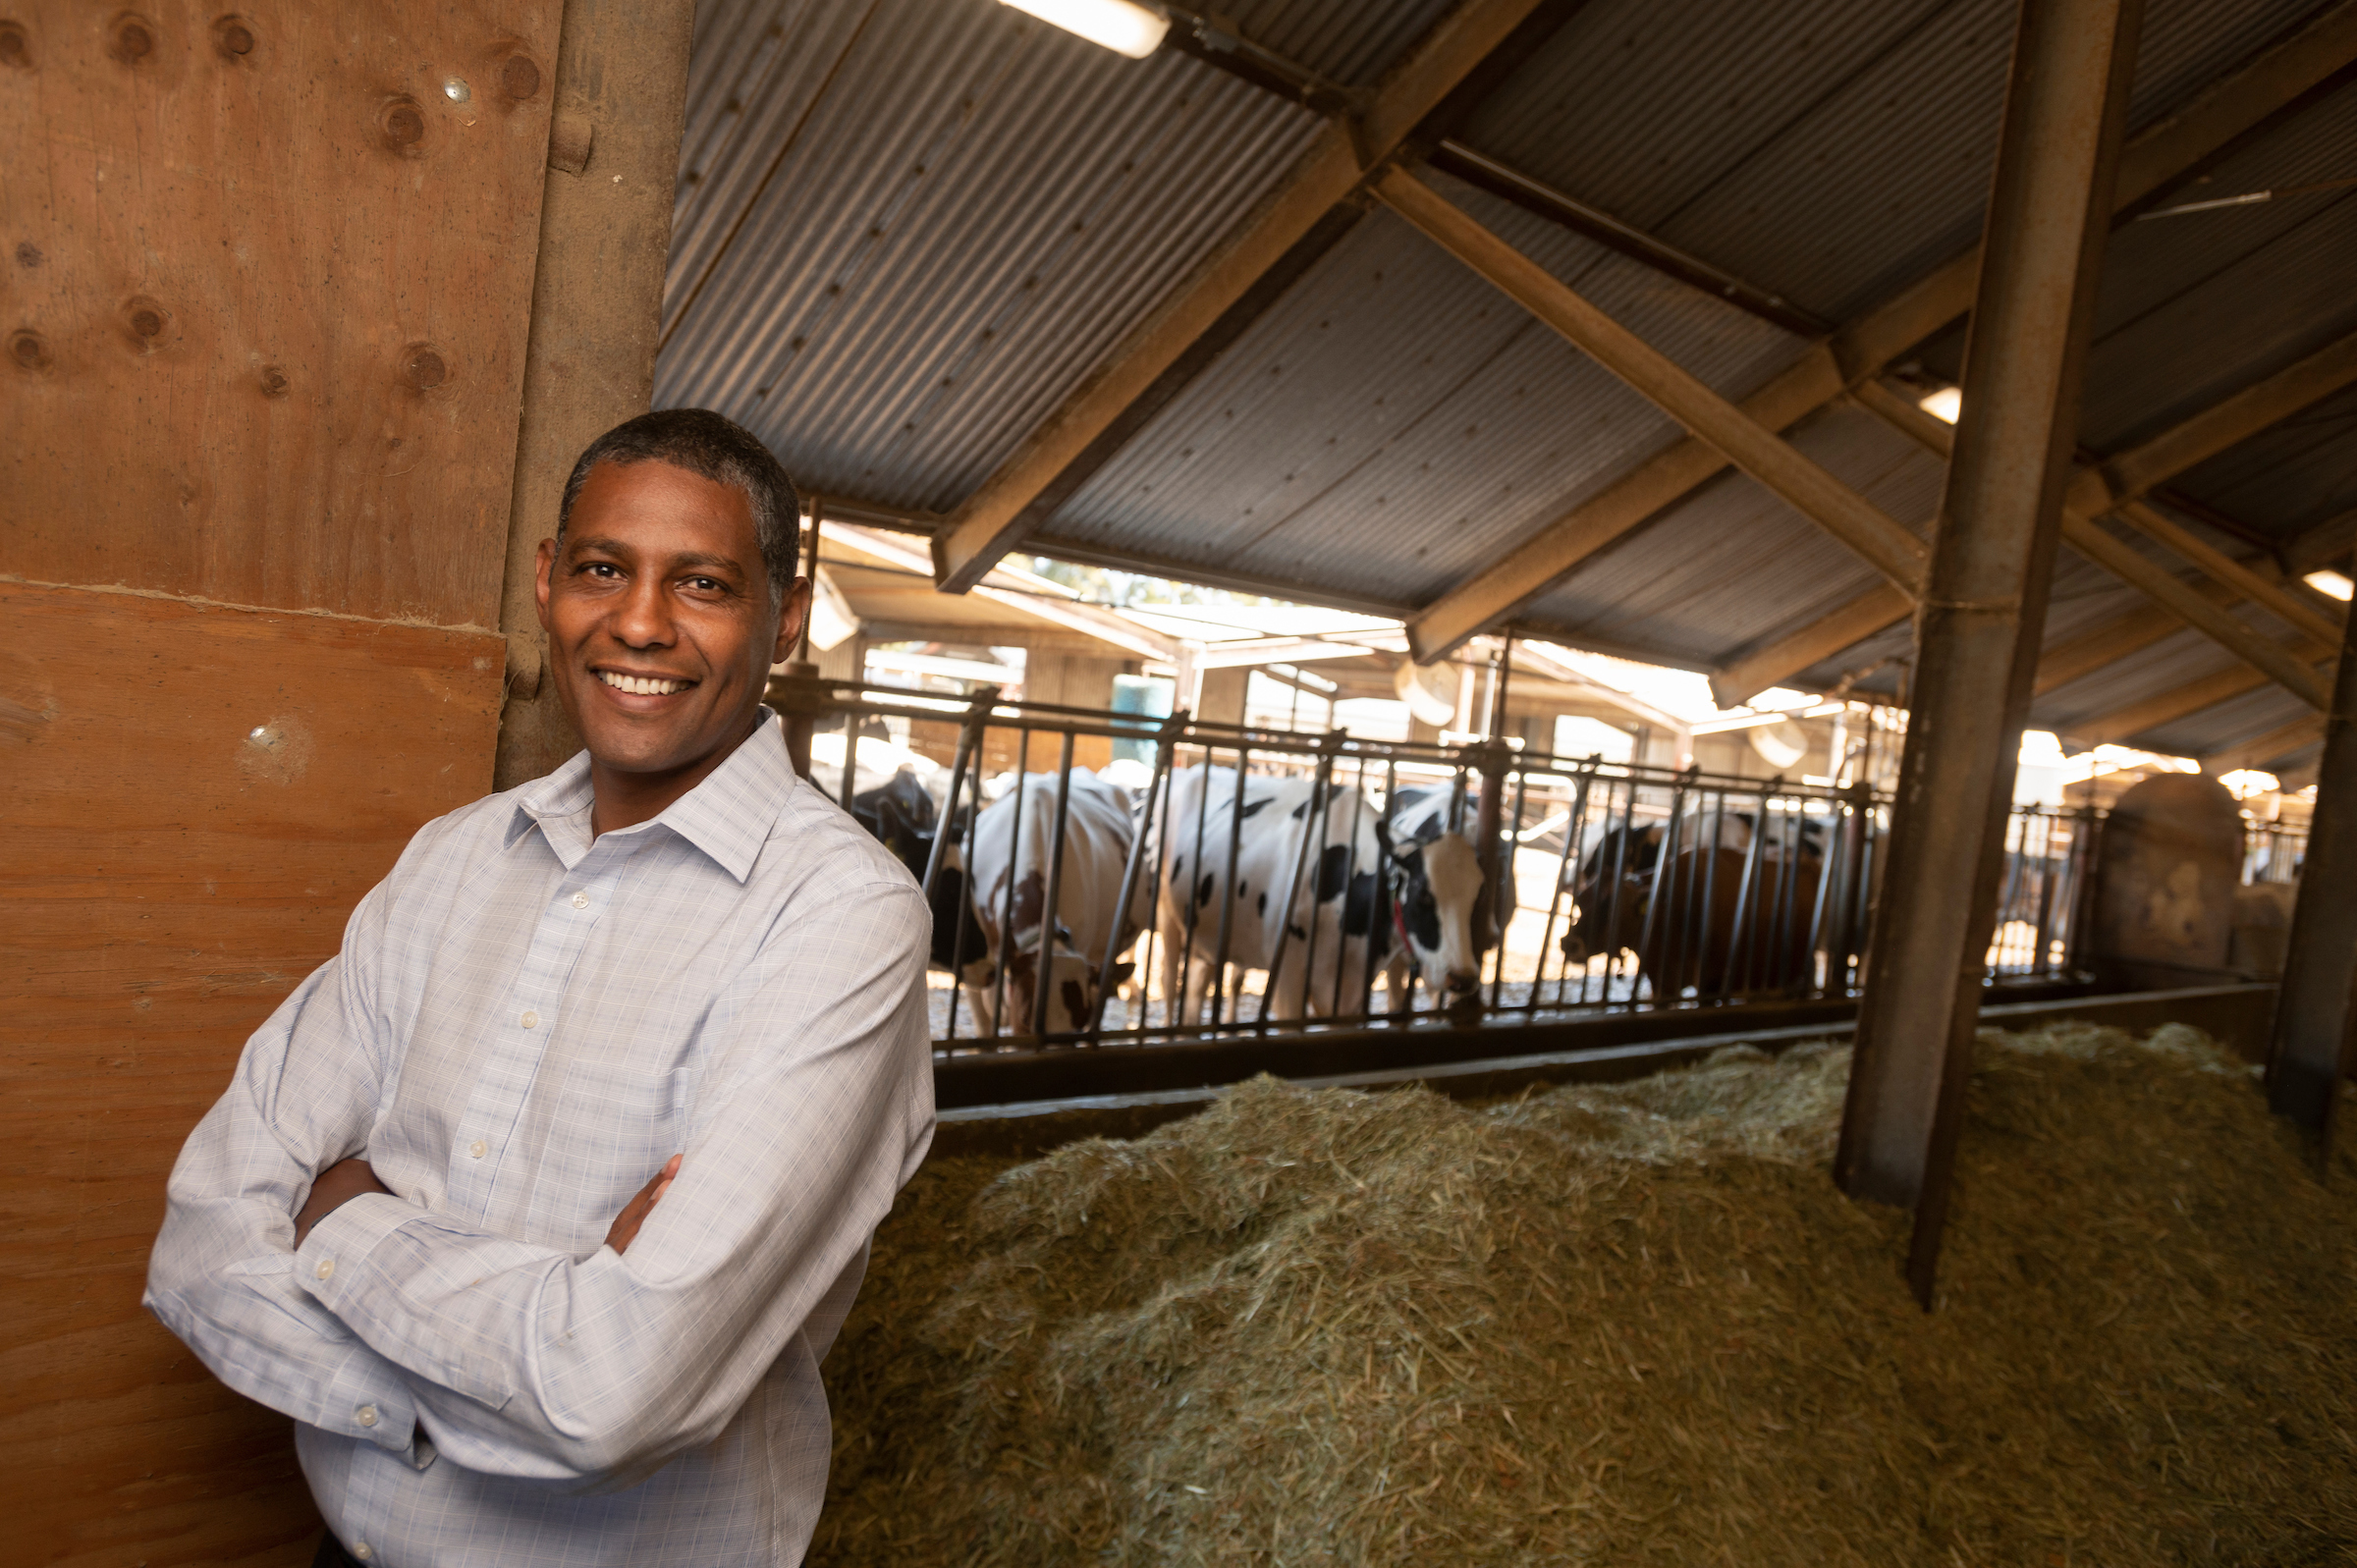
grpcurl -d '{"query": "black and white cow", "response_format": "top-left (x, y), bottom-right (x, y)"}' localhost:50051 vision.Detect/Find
top-left (850, 768), bottom-right (938, 884)
top-left (1156, 767), bottom-right (1390, 1022)
top-left (929, 769), bottom-right (1150, 1038)
top-left (1376, 783), bottom-right (1513, 1009)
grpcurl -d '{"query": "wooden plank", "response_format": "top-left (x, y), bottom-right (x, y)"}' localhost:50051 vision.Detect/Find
top-left (0, 583), bottom-right (504, 1567)
top-left (0, 0), bottom-right (557, 628)
top-left (1377, 167), bottom-right (1930, 594)
top-left (1404, 1), bottom-right (2357, 661)
top-left (929, 0), bottom-right (1562, 592)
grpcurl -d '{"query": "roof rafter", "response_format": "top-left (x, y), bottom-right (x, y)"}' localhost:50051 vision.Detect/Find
top-left (928, 0), bottom-right (1585, 593)
top-left (1404, 0), bottom-right (2357, 663)
top-left (1375, 166), bottom-right (1931, 596)
top-left (1710, 322), bottom-right (2357, 704)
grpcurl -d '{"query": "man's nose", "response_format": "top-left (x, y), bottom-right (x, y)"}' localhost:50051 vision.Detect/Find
top-left (610, 579), bottom-right (676, 648)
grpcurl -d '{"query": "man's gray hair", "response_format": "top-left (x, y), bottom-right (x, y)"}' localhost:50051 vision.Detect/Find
top-left (557, 408), bottom-right (802, 606)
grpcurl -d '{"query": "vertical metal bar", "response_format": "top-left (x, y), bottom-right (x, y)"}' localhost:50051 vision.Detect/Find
top-left (1209, 743), bottom-right (1252, 1027)
top-left (839, 717), bottom-right (862, 813)
top-left (991, 730), bottom-right (1030, 1041)
top-left (921, 685), bottom-right (996, 895)
top-left (945, 753), bottom-right (985, 1046)
top-left (1028, 732), bottom-right (1079, 1041)
top-left (1257, 735), bottom-right (1338, 1027)
top-left (1490, 761), bottom-right (1530, 1010)
top-left (1634, 769), bottom-right (1691, 1000)
top-left (1835, 0), bottom-right (2147, 1310)
top-left (1175, 744), bottom-right (1217, 1028)
top-left (1540, 768), bottom-right (1592, 1010)
top-left (2030, 812), bottom-right (2060, 975)
top-left (2267, 604), bottom-right (2357, 1146)
top-left (1725, 793), bottom-right (1769, 996)
top-left (1367, 755), bottom-right (1400, 1018)
top-left (1089, 712), bottom-right (1179, 1045)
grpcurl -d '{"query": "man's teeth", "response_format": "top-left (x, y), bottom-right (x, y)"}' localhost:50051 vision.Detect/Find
top-left (598, 671), bottom-right (690, 696)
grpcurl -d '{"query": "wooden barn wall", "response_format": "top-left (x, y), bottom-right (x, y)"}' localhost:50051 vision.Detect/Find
top-left (1, 2), bottom-right (556, 1561)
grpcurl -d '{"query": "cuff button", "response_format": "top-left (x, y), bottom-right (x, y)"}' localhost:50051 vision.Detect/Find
top-left (353, 1543), bottom-right (373, 1561)
top-left (314, 1257), bottom-right (336, 1281)
top-left (356, 1404), bottom-right (379, 1428)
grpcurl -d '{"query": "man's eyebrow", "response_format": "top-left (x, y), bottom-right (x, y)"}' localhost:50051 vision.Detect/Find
top-left (563, 537), bottom-right (748, 576)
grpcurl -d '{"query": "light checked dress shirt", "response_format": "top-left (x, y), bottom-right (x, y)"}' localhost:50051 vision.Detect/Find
top-left (146, 709), bottom-right (934, 1567)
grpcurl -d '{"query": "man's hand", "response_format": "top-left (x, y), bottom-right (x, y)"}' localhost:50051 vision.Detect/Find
top-left (606, 1155), bottom-right (683, 1256)
top-left (294, 1157), bottom-right (391, 1249)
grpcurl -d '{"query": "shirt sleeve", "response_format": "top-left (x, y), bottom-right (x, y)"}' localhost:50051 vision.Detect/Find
top-left (290, 877), bottom-right (936, 1484)
top-left (144, 881), bottom-right (426, 1460)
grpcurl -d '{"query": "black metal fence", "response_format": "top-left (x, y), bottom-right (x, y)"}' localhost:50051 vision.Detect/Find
top-left (770, 676), bottom-right (2101, 1052)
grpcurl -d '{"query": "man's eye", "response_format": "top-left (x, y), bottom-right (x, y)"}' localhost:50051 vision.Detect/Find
top-left (582, 562), bottom-right (621, 577)
top-left (685, 576), bottom-right (725, 592)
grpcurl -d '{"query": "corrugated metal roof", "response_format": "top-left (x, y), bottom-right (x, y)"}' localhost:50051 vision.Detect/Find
top-left (1043, 168), bottom-right (1802, 601)
top-left (2174, 377), bottom-right (2357, 540)
top-left (657, 0), bottom-right (1322, 511)
top-left (651, 0), bottom-right (2357, 760)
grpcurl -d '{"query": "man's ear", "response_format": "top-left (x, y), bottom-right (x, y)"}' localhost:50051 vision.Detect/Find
top-left (772, 575), bottom-right (814, 667)
top-left (534, 536), bottom-right (558, 631)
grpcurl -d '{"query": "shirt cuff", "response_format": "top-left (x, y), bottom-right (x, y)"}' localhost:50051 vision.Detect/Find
top-left (318, 1335), bottom-right (423, 1459)
top-left (298, 1194), bottom-right (427, 1455)
top-left (296, 1191), bottom-right (415, 1316)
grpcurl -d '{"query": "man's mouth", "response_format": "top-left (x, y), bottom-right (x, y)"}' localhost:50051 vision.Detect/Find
top-left (596, 670), bottom-right (695, 696)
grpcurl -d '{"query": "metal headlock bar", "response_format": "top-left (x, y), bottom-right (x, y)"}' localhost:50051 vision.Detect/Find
top-left (766, 674), bottom-right (2128, 1057)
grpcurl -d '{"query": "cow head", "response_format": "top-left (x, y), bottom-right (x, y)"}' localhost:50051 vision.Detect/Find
top-left (1376, 812), bottom-right (1488, 1000)
top-left (1561, 823), bottom-right (1664, 966)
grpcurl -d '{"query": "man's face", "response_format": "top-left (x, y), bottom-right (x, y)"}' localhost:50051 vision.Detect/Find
top-left (536, 460), bottom-right (806, 788)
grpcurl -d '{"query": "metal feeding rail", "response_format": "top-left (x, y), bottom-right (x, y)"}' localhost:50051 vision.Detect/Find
top-left (768, 675), bottom-right (2110, 1054)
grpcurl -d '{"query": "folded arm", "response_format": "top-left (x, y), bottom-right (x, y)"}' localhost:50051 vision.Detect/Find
top-left (292, 881), bottom-right (934, 1483)
top-left (144, 884), bottom-right (425, 1457)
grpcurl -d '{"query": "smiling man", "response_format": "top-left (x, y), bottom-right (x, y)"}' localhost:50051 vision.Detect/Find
top-left (146, 409), bottom-right (933, 1567)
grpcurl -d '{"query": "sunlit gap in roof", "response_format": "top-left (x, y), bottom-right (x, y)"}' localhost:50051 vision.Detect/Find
top-left (2302, 568), bottom-right (2353, 602)
top-left (1918, 386), bottom-right (1963, 424)
top-left (998, 0), bottom-right (1169, 58)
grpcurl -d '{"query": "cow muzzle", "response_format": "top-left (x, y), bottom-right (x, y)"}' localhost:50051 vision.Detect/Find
top-left (1444, 968), bottom-right (1479, 996)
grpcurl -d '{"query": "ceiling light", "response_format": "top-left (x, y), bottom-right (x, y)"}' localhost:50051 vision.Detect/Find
top-left (2302, 568), bottom-right (2353, 602)
top-left (1917, 386), bottom-right (1962, 424)
top-left (999, 0), bottom-right (1169, 58)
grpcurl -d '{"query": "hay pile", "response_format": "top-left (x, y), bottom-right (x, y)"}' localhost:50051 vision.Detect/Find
top-left (815, 1026), bottom-right (2357, 1565)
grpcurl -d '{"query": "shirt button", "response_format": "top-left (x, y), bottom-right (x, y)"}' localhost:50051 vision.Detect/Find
top-left (572, 891), bottom-right (589, 909)
top-left (314, 1258), bottom-right (335, 1281)
top-left (353, 1544), bottom-right (373, 1562)
top-left (356, 1404), bottom-right (378, 1428)
top-left (468, 1139), bottom-right (487, 1160)
top-left (520, 1009), bottom-right (539, 1029)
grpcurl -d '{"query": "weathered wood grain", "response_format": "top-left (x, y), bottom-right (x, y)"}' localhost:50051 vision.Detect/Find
top-left (0, 583), bottom-right (504, 1564)
top-left (0, 0), bottom-right (557, 628)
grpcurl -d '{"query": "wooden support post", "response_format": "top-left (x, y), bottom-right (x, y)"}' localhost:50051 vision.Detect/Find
top-left (493, 0), bottom-right (698, 789)
top-left (2266, 606), bottom-right (2357, 1147)
top-left (1834, 0), bottom-right (2144, 1305)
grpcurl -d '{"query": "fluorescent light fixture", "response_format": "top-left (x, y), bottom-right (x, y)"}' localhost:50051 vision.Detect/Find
top-left (999, 0), bottom-right (1169, 57)
top-left (2302, 568), bottom-right (2353, 602)
top-left (1917, 386), bottom-right (1962, 424)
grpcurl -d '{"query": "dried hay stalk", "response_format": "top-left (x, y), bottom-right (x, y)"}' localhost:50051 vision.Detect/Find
top-left (813, 1025), bottom-right (2357, 1565)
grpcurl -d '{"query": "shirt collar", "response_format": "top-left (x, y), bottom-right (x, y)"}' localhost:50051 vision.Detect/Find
top-left (507, 708), bottom-right (796, 882)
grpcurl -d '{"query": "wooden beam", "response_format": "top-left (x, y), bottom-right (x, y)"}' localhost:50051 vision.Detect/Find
top-left (2098, 328), bottom-right (2357, 502)
top-left (2209, 714), bottom-right (2328, 773)
top-left (928, 0), bottom-right (1566, 592)
top-left (2083, 665), bottom-right (2273, 744)
top-left (1709, 583), bottom-right (1912, 710)
top-left (1404, 0), bottom-right (2357, 661)
top-left (1376, 166), bottom-right (1931, 594)
top-left (1722, 365), bottom-right (2347, 706)
top-left (2056, 516), bottom-right (2328, 708)
top-left (2034, 596), bottom-right (2205, 694)
top-left (2110, 498), bottom-right (2344, 645)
